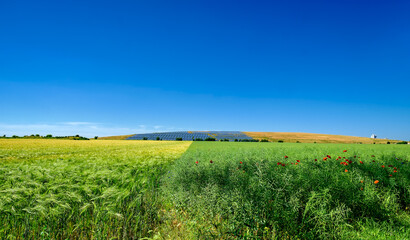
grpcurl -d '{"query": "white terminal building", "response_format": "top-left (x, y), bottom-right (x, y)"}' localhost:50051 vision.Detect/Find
top-left (371, 134), bottom-right (377, 139)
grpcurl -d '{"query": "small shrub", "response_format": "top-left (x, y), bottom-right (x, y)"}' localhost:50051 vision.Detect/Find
top-left (143, 137), bottom-right (148, 140)
top-left (260, 139), bottom-right (269, 142)
top-left (396, 141), bottom-right (408, 144)
top-left (278, 140), bottom-right (284, 143)
top-left (176, 137), bottom-right (183, 141)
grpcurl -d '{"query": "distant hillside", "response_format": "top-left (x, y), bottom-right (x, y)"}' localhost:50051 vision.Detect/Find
top-left (244, 132), bottom-right (401, 144)
top-left (98, 134), bottom-right (135, 140)
top-left (100, 132), bottom-right (404, 144)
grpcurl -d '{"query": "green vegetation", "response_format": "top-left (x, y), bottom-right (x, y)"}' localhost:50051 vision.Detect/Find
top-left (160, 142), bottom-right (410, 239)
top-left (0, 134), bottom-right (89, 140)
top-left (0, 139), bottom-right (191, 239)
top-left (0, 140), bottom-right (408, 239)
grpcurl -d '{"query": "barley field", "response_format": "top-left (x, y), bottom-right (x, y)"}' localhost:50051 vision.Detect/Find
top-left (0, 139), bottom-right (191, 239)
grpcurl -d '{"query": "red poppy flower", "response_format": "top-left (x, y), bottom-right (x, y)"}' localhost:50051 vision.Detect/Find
top-left (210, 160), bottom-right (213, 163)
top-left (314, 159), bottom-right (317, 161)
top-left (389, 174), bottom-right (392, 177)
top-left (394, 167), bottom-right (397, 170)
top-left (360, 187), bottom-right (363, 191)
top-left (381, 165), bottom-right (385, 168)
top-left (296, 160), bottom-right (300, 162)
top-left (374, 180), bottom-right (379, 184)
top-left (343, 150), bottom-right (347, 152)
top-left (345, 169), bottom-right (348, 172)
top-left (371, 155), bottom-right (375, 157)
top-left (359, 161), bottom-right (363, 164)
top-left (277, 162), bottom-right (281, 165)
top-left (354, 155), bottom-right (356, 158)
top-left (394, 170), bottom-right (397, 173)
top-left (360, 180), bottom-right (364, 183)
top-left (327, 155), bottom-right (331, 159)
top-left (284, 156), bottom-right (288, 159)
top-left (323, 157), bottom-right (327, 160)
top-left (295, 162), bottom-right (299, 165)
top-left (240, 161), bottom-right (243, 164)
top-left (388, 165), bottom-right (393, 167)
top-left (195, 161), bottom-right (198, 164)
top-left (281, 163), bottom-right (285, 167)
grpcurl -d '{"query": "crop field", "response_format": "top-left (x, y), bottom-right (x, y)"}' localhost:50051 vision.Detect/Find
top-left (244, 132), bottom-right (402, 144)
top-left (160, 142), bottom-right (409, 239)
top-left (0, 139), bottom-right (191, 239)
top-left (0, 140), bottom-right (409, 239)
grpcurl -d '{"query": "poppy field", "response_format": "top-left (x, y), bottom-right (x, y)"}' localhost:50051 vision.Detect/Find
top-left (0, 139), bottom-right (408, 239)
top-left (160, 142), bottom-right (410, 239)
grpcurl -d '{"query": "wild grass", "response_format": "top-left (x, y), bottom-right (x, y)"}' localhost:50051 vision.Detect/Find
top-left (160, 142), bottom-right (410, 239)
top-left (0, 139), bottom-right (191, 239)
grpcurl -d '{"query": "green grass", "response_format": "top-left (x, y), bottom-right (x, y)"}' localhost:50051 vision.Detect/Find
top-left (160, 142), bottom-right (410, 239)
top-left (0, 139), bottom-right (191, 239)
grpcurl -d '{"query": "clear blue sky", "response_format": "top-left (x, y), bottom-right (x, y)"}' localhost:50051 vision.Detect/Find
top-left (1, 0), bottom-right (409, 140)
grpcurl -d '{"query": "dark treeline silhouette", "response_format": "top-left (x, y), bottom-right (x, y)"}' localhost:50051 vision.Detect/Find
top-left (0, 134), bottom-right (89, 140)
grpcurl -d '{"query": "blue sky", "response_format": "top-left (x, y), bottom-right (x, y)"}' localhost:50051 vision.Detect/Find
top-left (1, 0), bottom-right (409, 140)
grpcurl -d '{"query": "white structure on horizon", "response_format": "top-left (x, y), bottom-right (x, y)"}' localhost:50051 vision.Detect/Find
top-left (371, 134), bottom-right (377, 139)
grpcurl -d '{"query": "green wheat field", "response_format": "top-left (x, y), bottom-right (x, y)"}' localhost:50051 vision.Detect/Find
top-left (0, 139), bottom-right (409, 239)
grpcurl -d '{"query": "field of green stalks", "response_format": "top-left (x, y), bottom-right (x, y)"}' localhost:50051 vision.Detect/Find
top-left (0, 139), bottom-right (191, 239)
top-left (0, 140), bottom-right (409, 239)
top-left (160, 142), bottom-right (410, 239)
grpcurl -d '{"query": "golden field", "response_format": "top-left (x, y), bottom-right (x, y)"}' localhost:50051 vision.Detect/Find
top-left (244, 132), bottom-right (402, 144)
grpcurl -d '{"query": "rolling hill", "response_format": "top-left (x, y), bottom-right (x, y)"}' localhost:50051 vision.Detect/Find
top-left (99, 132), bottom-right (404, 144)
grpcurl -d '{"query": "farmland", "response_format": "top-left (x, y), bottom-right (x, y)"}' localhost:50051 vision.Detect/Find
top-left (0, 139), bottom-right (191, 239)
top-left (244, 132), bottom-right (402, 144)
top-left (0, 140), bottom-right (409, 239)
top-left (160, 142), bottom-right (409, 239)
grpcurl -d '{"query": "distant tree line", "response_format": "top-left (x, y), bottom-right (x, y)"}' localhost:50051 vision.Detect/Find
top-left (0, 134), bottom-right (90, 140)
